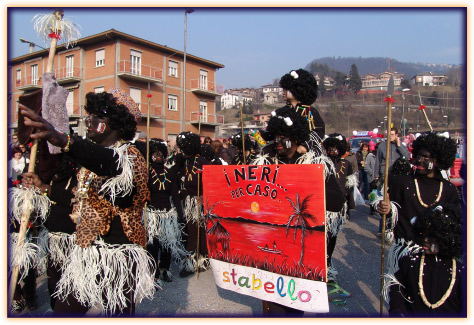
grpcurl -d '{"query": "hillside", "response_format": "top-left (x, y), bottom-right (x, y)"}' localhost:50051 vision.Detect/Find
top-left (305, 56), bottom-right (460, 80)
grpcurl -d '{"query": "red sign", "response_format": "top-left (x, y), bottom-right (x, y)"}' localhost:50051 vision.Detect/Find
top-left (203, 164), bottom-right (328, 312)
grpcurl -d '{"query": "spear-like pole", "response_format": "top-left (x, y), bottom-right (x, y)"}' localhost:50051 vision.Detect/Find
top-left (418, 91), bottom-right (433, 131)
top-left (9, 9), bottom-right (80, 307)
top-left (238, 94), bottom-right (246, 165)
top-left (379, 76), bottom-right (394, 316)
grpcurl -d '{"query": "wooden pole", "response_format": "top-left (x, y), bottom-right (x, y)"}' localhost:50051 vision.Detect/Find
top-left (239, 101), bottom-right (246, 165)
top-left (379, 95), bottom-right (393, 316)
top-left (9, 20), bottom-right (60, 307)
top-left (196, 172), bottom-right (201, 278)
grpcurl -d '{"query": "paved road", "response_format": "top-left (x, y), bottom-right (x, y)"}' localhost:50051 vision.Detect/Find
top-left (17, 203), bottom-right (391, 318)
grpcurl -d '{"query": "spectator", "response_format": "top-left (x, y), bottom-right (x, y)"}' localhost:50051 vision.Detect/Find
top-left (11, 133), bottom-right (19, 148)
top-left (203, 136), bottom-right (212, 145)
top-left (342, 141), bottom-right (358, 178)
top-left (211, 139), bottom-right (231, 165)
top-left (10, 146), bottom-right (29, 182)
top-left (365, 142), bottom-right (379, 215)
top-left (356, 142), bottom-right (370, 200)
top-left (374, 127), bottom-right (410, 185)
top-left (18, 143), bottom-right (30, 160)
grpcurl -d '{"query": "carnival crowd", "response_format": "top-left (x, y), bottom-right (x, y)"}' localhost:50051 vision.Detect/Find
top-left (8, 69), bottom-right (466, 318)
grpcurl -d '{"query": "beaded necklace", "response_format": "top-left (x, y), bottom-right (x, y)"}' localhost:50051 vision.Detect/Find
top-left (414, 178), bottom-right (443, 208)
top-left (418, 253), bottom-right (456, 309)
top-left (185, 155), bottom-right (201, 181)
top-left (151, 167), bottom-right (171, 190)
top-left (293, 104), bottom-right (315, 131)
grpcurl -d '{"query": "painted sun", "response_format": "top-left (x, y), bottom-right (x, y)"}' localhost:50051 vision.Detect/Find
top-left (251, 201), bottom-right (260, 212)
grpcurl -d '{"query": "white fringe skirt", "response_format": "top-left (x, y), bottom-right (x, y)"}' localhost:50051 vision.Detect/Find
top-left (53, 238), bottom-right (158, 314)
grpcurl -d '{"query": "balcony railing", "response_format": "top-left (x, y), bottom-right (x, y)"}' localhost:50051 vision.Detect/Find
top-left (190, 111), bottom-right (224, 125)
top-left (55, 66), bottom-right (81, 83)
top-left (117, 60), bottom-right (163, 83)
top-left (16, 75), bottom-right (42, 90)
top-left (138, 103), bottom-right (162, 118)
top-left (190, 79), bottom-right (224, 96)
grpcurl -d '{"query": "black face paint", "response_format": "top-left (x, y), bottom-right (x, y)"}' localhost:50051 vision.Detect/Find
top-left (328, 147), bottom-right (339, 157)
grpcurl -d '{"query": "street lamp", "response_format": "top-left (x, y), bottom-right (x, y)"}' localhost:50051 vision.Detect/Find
top-left (443, 115), bottom-right (448, 132)
top-left (401, 88), bottom-right (410, 137)
top-left (20, 38), bottom-right (47, 53)
top-left (182, 8), bottom-right (194, 132)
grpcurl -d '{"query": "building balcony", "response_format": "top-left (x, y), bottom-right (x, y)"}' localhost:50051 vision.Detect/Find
top-left (117, 60), bottom-right (163, 83)
top-left (16, 76), bottom-right (42, 91)
top-left (55, 66), bottom-right (82, 84)
top-left (137, 103), bottom-right (162, 119)
top-left (190, 112), bottom-right (224, 126)
top-left (190, 79), bottom-right (224, 96)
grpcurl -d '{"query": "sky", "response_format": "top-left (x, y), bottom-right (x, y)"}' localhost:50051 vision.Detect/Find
top-left (6, 5), bottom-right (466, 90)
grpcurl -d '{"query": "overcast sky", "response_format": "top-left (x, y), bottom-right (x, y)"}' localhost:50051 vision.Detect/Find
top-left (6, 5), bottom-right (466, 90)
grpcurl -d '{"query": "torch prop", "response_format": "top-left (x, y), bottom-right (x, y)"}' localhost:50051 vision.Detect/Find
top-left (9, 9), bottom-right (80, 307)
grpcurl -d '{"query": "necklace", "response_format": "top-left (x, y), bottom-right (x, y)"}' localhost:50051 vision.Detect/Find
top-left (293, 104), bottom-right (315, 131)
top-left (414, 178), bottom-right (443, 208)
top-left (185, 155), bottom-right (201, 181)
top-left (151, 167), bottom-right (171, 190)
top-left (418, 253), bottom-right (456, 309)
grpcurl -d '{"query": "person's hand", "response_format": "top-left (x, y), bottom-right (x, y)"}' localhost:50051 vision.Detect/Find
top-left (377, 194), bottom-right (391, 215)
top-left (297, 145), bottom-right (307, 154)
top-left (19, 103), bottom-right (68, 148)
top-left (396, 136), bottom-right (401, 147)
top-left (21, 172), bottom-right (43, 189)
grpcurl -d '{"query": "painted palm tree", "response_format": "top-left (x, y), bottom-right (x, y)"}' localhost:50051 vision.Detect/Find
top-left (285, 193), bottom-right (315, 266)
top-left (204, 198), bottom-right (230, 256)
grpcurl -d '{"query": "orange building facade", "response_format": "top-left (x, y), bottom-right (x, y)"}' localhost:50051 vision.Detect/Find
top-left (9, 29), bottom-right (225, 146)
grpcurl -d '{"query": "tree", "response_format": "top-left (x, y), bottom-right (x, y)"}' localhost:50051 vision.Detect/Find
top-left (285, 193), bottom-right (316, 266)
top-left (349, 63), bottom-right (362, 93)
top-left (428, 91), bottom-right (439, 105)
top-left (334, 71), bottom-right (347, 89)
top-left (317, 75), bottom-right (327, 97)
top-left (400, 78), bottom-right (411, 90)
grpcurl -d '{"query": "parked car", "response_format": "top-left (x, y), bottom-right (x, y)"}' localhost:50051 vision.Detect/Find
top-left (349, 137), bottom-right (380, 153)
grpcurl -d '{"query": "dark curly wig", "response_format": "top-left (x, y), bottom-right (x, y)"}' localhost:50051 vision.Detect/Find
top-left (176, 131), bottom-right (201, 156)
top-left (413, 203), bottom-right (462, 259)
top-left (279, 69), bottom-right (318, 105)
top-left (265, 107), bottom-right (310, 145)
top-left (392, 157), bottom-right (412, 175)
top-left (84, 92), bottom-right (137, 141)
top-left (412, 132), bottom-right (457, 170)
top-left (149, 138), bottom-right (168, 160)
top-left (322, 133), bottom-right (348, 159)
top-left (230, 133), bottom-right (255, 151)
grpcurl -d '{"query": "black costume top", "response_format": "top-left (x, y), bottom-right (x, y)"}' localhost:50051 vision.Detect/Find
top-left (148, 162), bottom-right (184, 221)
top-left (388, 172), bottom-right (460, 242)
top-left (177, 154), bottom-right (210, 199)
top-left (389, 252), bottom-right (464, 316)
top-left (332, 158), bottom-right (355, 210)
top-left (43, 175), bottom-right (77, 234)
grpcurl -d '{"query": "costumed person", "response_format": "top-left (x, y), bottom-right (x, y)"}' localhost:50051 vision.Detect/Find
top-left (277, 68), bottom-right (325, 154)
top-left (322, 134), bottom-right (358, 284)
top-left (145, 138), bottom-right (187, 283)
top-left (19, 88), bottom-right (157, 316)
top-left (175, 131), bottom-right (211, 277)
top-left (20, 153), bottom-right (78, 311)
top-left (375, 132), bottom-right (461, 306)
top-left (229, 133), bottom-right (256, 165)
top-left (387, 204), bottom-right (464, 316)
top-left (251, 106), bottom-right (345, 315)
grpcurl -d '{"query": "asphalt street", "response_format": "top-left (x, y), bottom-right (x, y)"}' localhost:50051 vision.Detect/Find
top-left (15, 203), bottom-right (391, 318)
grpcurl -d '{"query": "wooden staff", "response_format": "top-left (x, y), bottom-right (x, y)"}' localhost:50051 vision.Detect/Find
top-left (418, 91), bottom-right (433, 131)
top-left (379, 76), bottom-right (394, 315)
top-left (239, 96), bottom-right (246, 165)
top-left (196, 171), bottom-right (201, 278)
top-left (9, 10), bottom-right (63, 306)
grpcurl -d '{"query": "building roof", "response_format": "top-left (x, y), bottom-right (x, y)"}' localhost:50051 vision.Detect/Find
top-left (10, 29), bottom-right (225, 69)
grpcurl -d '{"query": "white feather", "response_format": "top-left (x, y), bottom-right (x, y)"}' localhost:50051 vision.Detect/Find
top-left (8, 187), bottom-right (50, 224)
top-left (32, 11), bottom-right (81, 49)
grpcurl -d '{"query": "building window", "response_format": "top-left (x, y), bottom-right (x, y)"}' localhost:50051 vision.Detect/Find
top-left (129, 87), bottom-right (141, 110)
top-left (199, 100), bottom-right (208, 122)
top-left (31, 64), bottom-right (38, 85)
top-left (16, 69), bottom-right (21, 84)
top-left (130, 50), bottom-right (141, 75)
top-left (66, 55), bottom-right (74, 77)
top-left (95, 49), bottom-right (105, 67)
top-left (199, 70), bottom-right (208, 90)
top-left (168, 60), bottom-right (178, 77)
top-left (94, 86), bottom-right (104, 93)
top-left (66, 90), bottom-right (74, 115)
top-left (168, 94), bottom-right (178, 111)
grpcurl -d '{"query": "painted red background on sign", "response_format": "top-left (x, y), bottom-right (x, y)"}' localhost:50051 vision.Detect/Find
top-left (203, 164), bottom-right (327, 281)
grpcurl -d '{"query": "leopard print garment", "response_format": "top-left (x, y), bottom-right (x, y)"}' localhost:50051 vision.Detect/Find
top-left (74, 144), bottom-right (150, 248)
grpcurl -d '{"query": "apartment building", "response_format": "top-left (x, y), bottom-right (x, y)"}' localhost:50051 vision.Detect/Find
top-left (410, 72), bottom-right (448, 86)
top-left (9, 29), bottom-right (225, 145)
top-left (360, 72), bottom-right (404, 91)
top-left (220, 89), bottom-right (254, 110)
